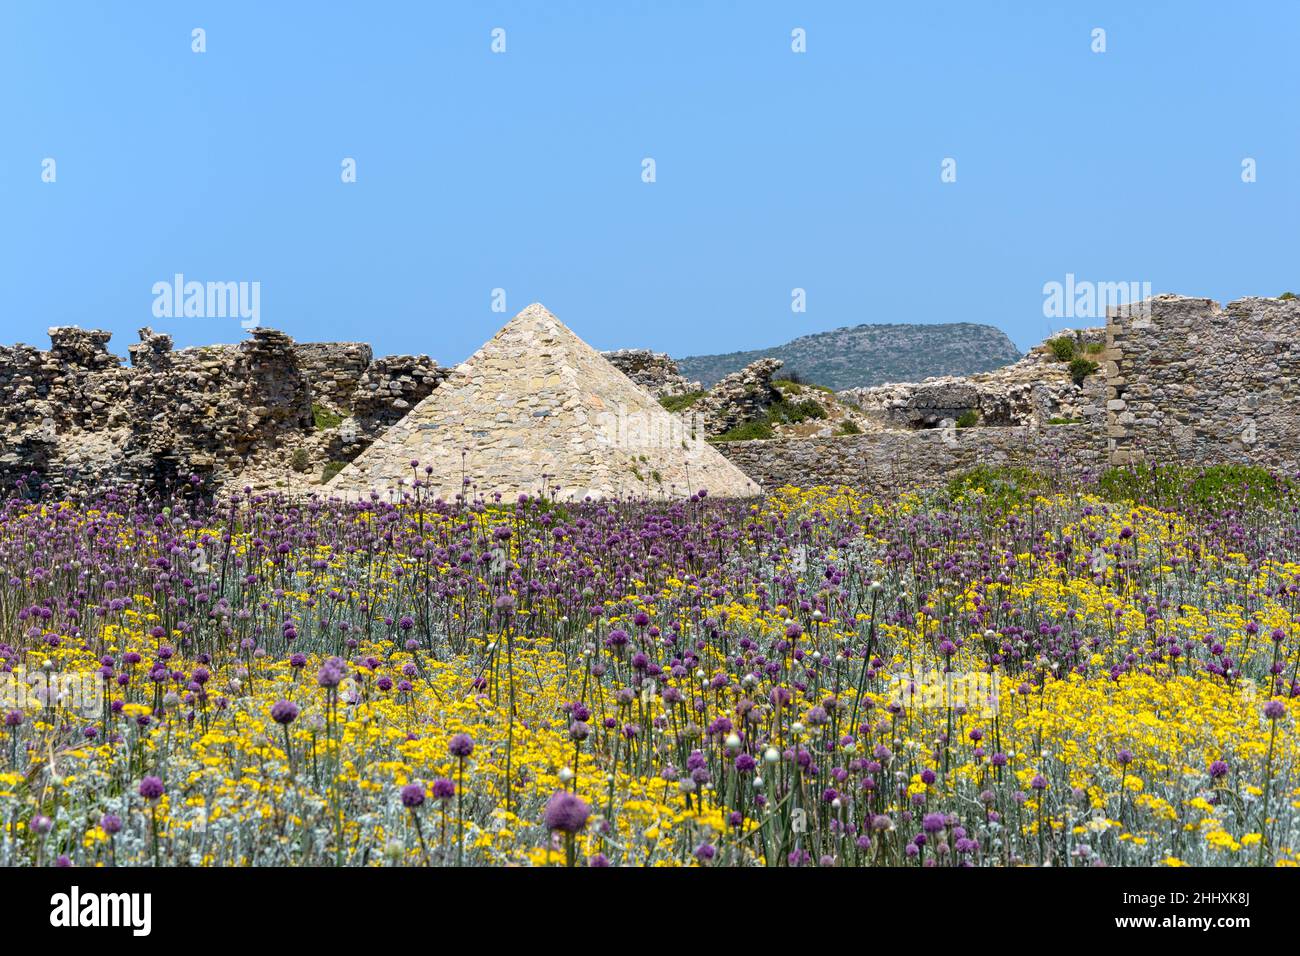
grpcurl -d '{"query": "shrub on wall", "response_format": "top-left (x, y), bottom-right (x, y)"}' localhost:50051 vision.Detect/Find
top-left (1069, 357), bottom-right (1099, 385)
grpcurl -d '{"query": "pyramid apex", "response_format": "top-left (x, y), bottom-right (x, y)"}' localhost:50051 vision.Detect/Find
top-left (493, 302), bottom-right (580, 342)
top-left (511, 302), bottom-right (558, 324)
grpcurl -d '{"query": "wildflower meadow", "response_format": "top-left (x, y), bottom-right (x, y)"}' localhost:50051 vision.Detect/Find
top-left (1, 466), bottom-right (1297, 869)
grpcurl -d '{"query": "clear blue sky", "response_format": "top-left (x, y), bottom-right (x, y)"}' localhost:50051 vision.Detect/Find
top-left (2, 1), bottom-right (1296, 363)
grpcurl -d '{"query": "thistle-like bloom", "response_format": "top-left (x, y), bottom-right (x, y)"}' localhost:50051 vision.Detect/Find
top-left (542, 790), bottom-right (590, 834)
top-left (271, 700), bottom-right (299, 725)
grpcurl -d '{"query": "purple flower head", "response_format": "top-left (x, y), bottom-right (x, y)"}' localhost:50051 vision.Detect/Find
top-left (400, 783), bottom-right (425, 809)
top-left (449, 733), bottom-right (475, 758)
top-left (542, 790), bottom-right (591, 834)
top-left (270, 700), bottom-right (299, 725)
top-left (138, 776), bottom-right (165, 801)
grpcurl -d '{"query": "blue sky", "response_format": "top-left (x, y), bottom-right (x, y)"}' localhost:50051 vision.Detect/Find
top-left (1, 1), bottom-right (1296, 363)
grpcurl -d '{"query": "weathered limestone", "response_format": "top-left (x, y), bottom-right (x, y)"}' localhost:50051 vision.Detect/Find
top-left (694, 358), bottom-right (785, 435)
top-left (1104, 295), bottom-right (1300, 468)
top-left (0, 327), bottom-right (449, 494)
top-left (602, 349), bottom-right (700, 399)
top-left (328, 304), bottom-right (762, 501)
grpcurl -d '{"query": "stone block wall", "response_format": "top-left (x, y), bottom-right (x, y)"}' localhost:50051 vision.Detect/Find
top-left (1104, 295), bottom-right (1300, 469)
top-left (293, 342), bottom-right (374, 413)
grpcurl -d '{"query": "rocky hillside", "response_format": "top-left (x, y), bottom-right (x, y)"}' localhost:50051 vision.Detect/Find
top-left (677, 322), bottom-right (1022, 390)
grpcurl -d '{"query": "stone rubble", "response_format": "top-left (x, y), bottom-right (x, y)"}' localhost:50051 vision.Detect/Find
top-left (0, 326), bottom-right (449, 496)
top-left (839, 327), bottom-right (1107, 430)
top-left (602, 349), bottom-right (701, 400)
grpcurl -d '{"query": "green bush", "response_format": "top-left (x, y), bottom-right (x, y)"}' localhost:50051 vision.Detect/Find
top-left (955, 410), bottom-right (979, 429)
top-left (1069, 358), bottom-right (1099, 385)
top-left (659, 390), bottom-right (705, 413)
top-left (837, 420), bottom-right (862, 435)
top-left (1279, 291), bottom-right (1297, 300)
top-left (321, 460), bottom-right (348, 482)
top-left (1046, 416), bottom-right (1082, 425)
top-left (712, 420), bottom-right (774, 442)
top-left (768, 397), bottom-right (828, 425)
top-left (290, 448), bottom-right (311, 473)
top-left (312, 404), bottom-right (344, 430)
top-left (1049, 337), bottom-right (1077, 362)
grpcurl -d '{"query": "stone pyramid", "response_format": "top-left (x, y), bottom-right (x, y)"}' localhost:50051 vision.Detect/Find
top-left (327, 304), bottom-right (762, 501)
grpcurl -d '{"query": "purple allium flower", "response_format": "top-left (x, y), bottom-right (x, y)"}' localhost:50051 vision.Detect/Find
top-left (317, 659), bottom-right (344, 688)
top-left (1264, 699), bottom-right (1287, 720)
top-left (270, 700), bottom-right (299, 725)
top-left (1208, 760), bottom-right (1229, 779)
top-left (138, 776), bottom-right (165, 801)
top-left (100, 813), bottom-right (123, 835)
top-left (3, 710), bottom-right (22, 727)
top-left (431, 778), bottom-right (455, 800)
top-left (400, 783), bottom-right (425, 808)
top-left (542, 790), bottom-right (591, 834)
top-left (449, 733), bottom-right (475, 758)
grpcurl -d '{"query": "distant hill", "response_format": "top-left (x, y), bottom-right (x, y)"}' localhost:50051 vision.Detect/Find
top-left (677, 322), bottom-right (1023, 390)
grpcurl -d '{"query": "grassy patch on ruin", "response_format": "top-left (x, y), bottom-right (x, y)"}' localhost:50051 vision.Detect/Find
top-left (774, 378), bottom-right (835, 396)
top-left (712, 420), bottom-right (774, 442)
top-left (321, 460), bottom-right (348, 483)
top-left (658, 390), bottom-right (705, 413)
top-left (1096, 463), bottom-right (1289, 513)
top-left (768, 396), bottom-right (828, 425)
top-left (713, 395), bottom-right (829, 441)
top-left (312, 404), bottom-right (344, 430)
top-left (956, 410), bottom-right (979, 428)
top-left (837, 420), bottom-right (862, 435)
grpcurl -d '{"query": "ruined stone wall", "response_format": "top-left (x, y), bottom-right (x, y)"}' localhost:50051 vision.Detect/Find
top-left (603, 349), bottom-right (700, 399)
top-left (293, 342), bottom-right (373, 412)
top-left (717, 424), bottom-right (1108, 493)
top-left (0, 327), bottom-right (448, 495)
top-left (1104, 295), bottom-right (1300, 469)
